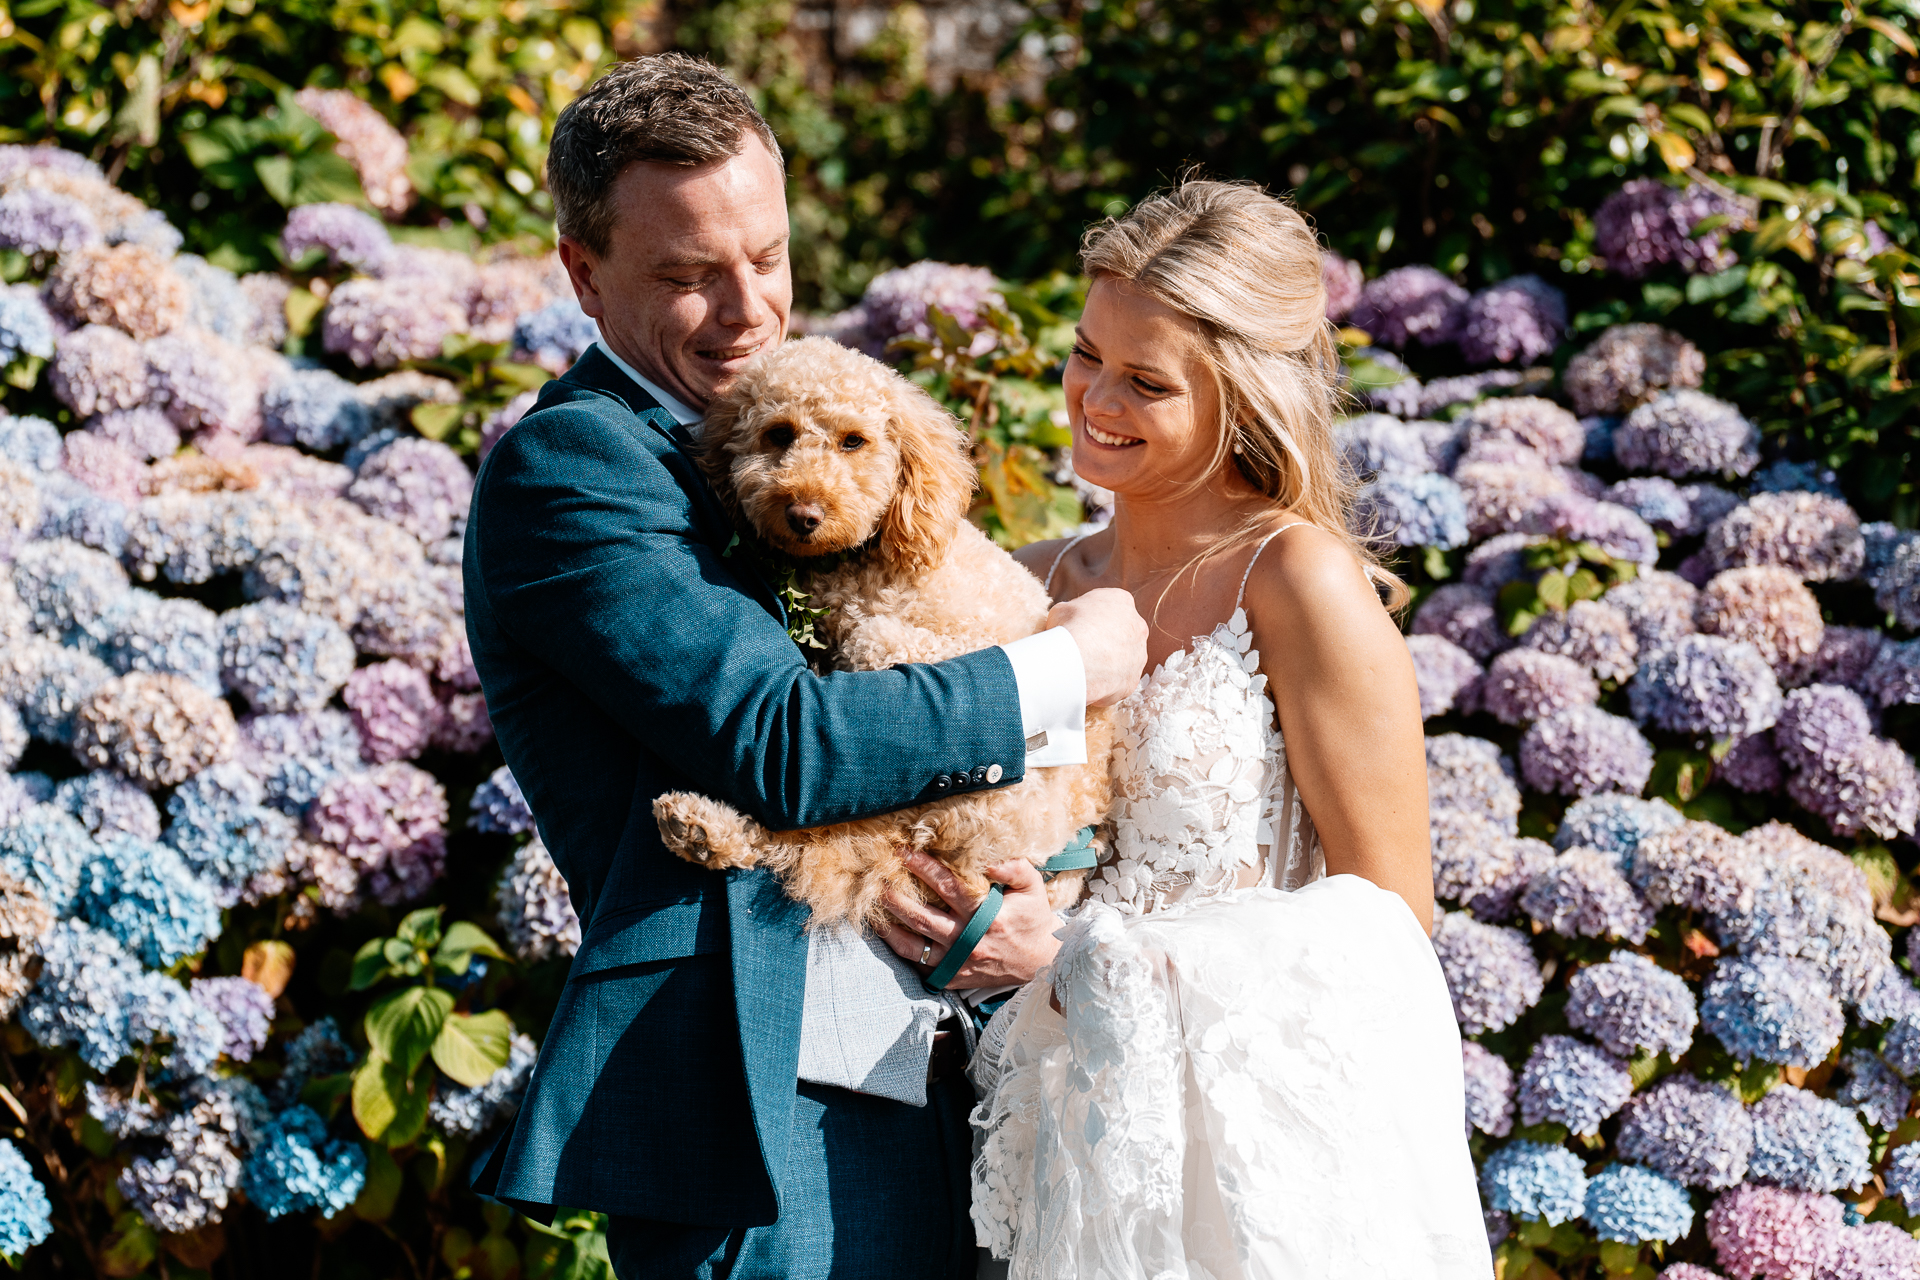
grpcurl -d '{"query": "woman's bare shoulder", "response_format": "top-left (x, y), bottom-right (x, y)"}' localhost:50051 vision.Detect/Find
top-left (1243, 523), bottom-right (1399, 649)
top-left (1012, 535), bottom-right (1076, 584)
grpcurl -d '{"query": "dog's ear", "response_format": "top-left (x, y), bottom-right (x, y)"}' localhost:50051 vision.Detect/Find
top-left (692, 380), bottom-right (750, 525)
top-left (879, 381), bottom-right (977, 573)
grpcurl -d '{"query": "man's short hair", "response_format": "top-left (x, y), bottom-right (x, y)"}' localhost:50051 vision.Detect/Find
top-left (547, 52), bottom-right (784, 256)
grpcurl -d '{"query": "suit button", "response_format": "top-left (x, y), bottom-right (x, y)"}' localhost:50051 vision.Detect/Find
top-left (932, 774), bottom-right (951, 792)
top-left (954, 767), bottom-right (971, 788)
top-left (986, 763), bottom-right (1003, 783)
top-left (970, 766), bottom-right (989, 785)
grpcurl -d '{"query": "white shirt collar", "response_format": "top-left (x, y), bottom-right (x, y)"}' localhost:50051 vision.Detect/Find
top-left (593, 340), bottom-right (702, 428)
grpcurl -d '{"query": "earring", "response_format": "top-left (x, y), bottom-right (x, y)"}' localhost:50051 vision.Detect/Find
top-left (1232, 440), bottom-right (1244, 455)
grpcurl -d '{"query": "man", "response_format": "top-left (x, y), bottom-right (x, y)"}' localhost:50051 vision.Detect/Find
top-left (463, 53), bottom-right (1147, 1279)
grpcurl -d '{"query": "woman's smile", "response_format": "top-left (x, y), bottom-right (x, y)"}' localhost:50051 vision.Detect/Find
top-left (1083, 421), bottom-right (1145, 448)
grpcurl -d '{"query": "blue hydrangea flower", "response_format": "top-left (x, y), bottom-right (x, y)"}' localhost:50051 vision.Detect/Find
top-left (276, 1017), bottom-right (356, 1106)
top-left (262, 368), bottom-right (373, 451)
top-left (1521, 850), bottom-right (1654, 943)
top-left (20, 919), bottom-right (222, 1075)
top-left (1480, 1140), bottom-right (1590, 1224)
top-left (1463, 1041), bottom-right (1515, 1137)
top-left (1565, 951), bottom-right (1697, 1060)
top-left (219, 601), bottom-right (357, 713)
top-left (1834, 1050), bottom-right (1910, 1130)
top-left (1616, 1074), bottom-right (1753, 1190)
top-left (1606, 477), bottom-right (1692, 531)
top-left (1747, 1085), bottom-right (1872, 1193)
top-left (1885, 1142), bottom-right (1920, 1216)
top-left (1857, 964), bottom-right (1920, 1027)
top-left (1517, 1034), bottom-right (1634, 1135)
top-left (1751, 458), bottom-right (1843, 499)
top-left (11, 537), bottom-right (130, 644)
top-left (0, 413), bottom-right (62, 472)
top-left (428, 1032), bottom-right (537, 1137)
top-left (171, 252), bottom-right (256, 345)
top-left (74, 831), bottom-right (221, 968)
top-left (191, 975), bottom-right (275, 1062)
top-left (0, 1138), bottom-right (53, 1255)
top-left (1336, 413), bottom-right (1433, 477)
top-left (0, 288), bottom-right (57, 366)
top-left (53, 769), bottom-right (161, 841)
top-left (1701, 955), bottom-right (1845, 1068)
top-left (166, 762), bottom-right (298, 906)
top-left (240, 1105), bottom-right (367, 1220)
top-left (512, 296), bottom-right (598, 371)
top-left (235, 709), bottom-right (366, 814)
top-left (34, 476), bottom-right (129, 558)
top-left (1881, 1012), bottom-right (1920, 1078)
top-left (0, 802), bottom-right (93, 914)
top-left (1355, 472), bottom-right (1470, 549)
top-left (97, 591), bottom-right (224, 691)
top-left (1554, 794), bottom-right (1685, 869)
top-left (471, 765), bottom-right (534, 835)
top-left (1583, 1164), bottom-right (1694, 1244)
top-left (1431, 910), bottom-right (1544, 1036)
top-left (1629, 634), bottom-right (1783, 739)
top-left (0, 702), bottom-right (23, 773)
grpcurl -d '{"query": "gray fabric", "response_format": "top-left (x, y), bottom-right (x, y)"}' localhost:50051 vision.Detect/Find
top-left (797, 923), bottom-right (949, 1106)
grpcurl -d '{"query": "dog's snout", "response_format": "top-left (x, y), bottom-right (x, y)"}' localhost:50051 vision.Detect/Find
top-left (786, 503), bottom-right (824, 535)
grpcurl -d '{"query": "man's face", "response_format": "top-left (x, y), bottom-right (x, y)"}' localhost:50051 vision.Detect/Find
top-left (558, 133), bottom-right (792, 411)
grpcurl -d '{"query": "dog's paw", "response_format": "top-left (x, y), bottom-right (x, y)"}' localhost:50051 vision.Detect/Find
top-left (654, 793), bottom-right (759, 869)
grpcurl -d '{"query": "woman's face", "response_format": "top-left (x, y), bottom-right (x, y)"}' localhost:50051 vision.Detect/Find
top-left (1063, 276), bottom-right (1224, 500)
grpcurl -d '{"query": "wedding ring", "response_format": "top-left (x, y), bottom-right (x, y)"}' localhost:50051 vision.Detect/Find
top-left (920, 942), bottom-right (933, 966)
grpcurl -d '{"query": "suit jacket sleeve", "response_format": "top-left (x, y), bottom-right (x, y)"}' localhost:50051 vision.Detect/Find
top-left (470, 398), bottom-right (1028, 830)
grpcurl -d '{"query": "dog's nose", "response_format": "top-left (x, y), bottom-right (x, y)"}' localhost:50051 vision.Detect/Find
top-left (786, 503), bottom-right (824, 535)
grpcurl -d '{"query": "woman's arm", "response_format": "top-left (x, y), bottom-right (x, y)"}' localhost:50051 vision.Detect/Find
top-left (1242, 525), bottom-right (1434, 931)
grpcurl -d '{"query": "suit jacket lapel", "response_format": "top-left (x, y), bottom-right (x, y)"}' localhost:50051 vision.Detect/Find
top-left (560, 349), bottom-right (787, 625)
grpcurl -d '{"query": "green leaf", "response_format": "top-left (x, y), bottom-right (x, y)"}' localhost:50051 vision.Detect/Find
top-left (425, 64), bottom-right (482, 106)
top-left (353, 1142), bottom-right (404, 1221)
top-left (350, 938), bottom-right (393, 991)
top-left (1536, 569), bottom-right (1569, 610)
top-left (351, 1052), bottom-right (432, 1146)
top-left (411, 402), bottom-right (463, 441)
top-left (432, 1009), bottom-right (515, 1087)
top-left (98, 1209), bottom-right (158, 1275)
top-left (435, 920), bottom-right (509, 972)
top-left (254, 154), bottom-right (295, 206)
top-left (397, 906), bottom-right (445, 949)
top-left (1599, 1240), bottom-right (1642, 1275)
top-left (366, 985), bottom-right (454, 1076)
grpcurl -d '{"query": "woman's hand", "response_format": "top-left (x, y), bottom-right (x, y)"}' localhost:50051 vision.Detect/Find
top-left (877, 851), bottom-right (1064, 988)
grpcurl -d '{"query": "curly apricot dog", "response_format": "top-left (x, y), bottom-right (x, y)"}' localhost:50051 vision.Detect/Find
top-left (653, 336), bottom-right (1113, 930)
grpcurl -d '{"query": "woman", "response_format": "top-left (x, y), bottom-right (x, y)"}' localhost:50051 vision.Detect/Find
top-left (888, 180), bottom-right (1491, 1277)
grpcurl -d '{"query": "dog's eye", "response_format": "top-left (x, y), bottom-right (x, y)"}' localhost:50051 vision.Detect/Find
top-left (841, 434), bottom-right (866, 452)
top-left (766, 425), bottom-right (795, 448)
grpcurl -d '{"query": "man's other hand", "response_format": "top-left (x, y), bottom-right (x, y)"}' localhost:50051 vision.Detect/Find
top-left (1048, 587), bottom-right (1147, 707)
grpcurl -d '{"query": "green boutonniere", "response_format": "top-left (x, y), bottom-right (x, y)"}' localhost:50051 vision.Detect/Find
top-left (723, 532), bottom-right (836, 650)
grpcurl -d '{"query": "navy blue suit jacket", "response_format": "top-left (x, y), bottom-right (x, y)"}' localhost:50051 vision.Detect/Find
top-left (463, 347), bottom-right (1026, 1223)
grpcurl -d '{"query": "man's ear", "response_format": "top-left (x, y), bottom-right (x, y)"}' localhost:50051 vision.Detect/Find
top-left (557, 236), bottom-right (607, 319)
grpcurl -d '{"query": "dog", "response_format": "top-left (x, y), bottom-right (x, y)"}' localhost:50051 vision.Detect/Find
top-left (652, 336), bottom-right (1113, 930)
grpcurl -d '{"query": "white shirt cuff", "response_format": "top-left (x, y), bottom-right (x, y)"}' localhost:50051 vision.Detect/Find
top-left (999, 627), bottom-right (1088, 767)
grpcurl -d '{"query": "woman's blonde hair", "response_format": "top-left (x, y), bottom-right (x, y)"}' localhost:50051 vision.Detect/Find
top-left (1079, 178), bottom-right (1408, 609)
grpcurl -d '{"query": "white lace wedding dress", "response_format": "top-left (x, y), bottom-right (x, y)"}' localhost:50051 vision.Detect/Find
top-left (970, 531), bottom-right (1491, 1280)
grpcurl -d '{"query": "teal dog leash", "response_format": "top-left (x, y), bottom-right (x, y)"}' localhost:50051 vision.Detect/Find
top-left (923, 826), bottom-right (1098, 990)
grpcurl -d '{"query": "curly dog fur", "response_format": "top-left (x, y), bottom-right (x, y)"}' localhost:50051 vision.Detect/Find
top-left (653, 336), bottom-right (1113, 930)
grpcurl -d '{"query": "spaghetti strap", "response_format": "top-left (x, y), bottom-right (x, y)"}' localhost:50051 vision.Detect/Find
top-left (1234, 522), bottom-right (1308, 612)
top-left (1043, 533), bottom-right (1091, 599)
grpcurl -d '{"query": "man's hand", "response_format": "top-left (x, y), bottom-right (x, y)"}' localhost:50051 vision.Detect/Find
top-left (878, 852), bottom-right (1063, 989)
top-left (1048, 587), bottom-right (1148, 707)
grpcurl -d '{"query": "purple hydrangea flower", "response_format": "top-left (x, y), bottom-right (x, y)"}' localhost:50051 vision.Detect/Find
top-left (235, 709), bottom-right (365, 814)
top-left (1321, 251), bottom-right (1363, 321)
top-left (428, 1032), bottom-right (537, 1137)
top-left (219, 601), bottom-right (357, 713)
top-left (1459, 275), bottom-right (1568, 365)
top-left (1595, 179), bottom-right (1745, 279)
top-left (1718, 734), bottom-right (1785, 793)
top-left (1566, 950), bottom-right (1697, 1059)
top-left (293, 89), bottom-right (413, 213)
top-left (1521, 848), bottom-right (1655, 941)
top-left (1463, 1041), bottom-right (1515, 1137)
top-left (1340, 413), bottom-right (1436, 478)
top-left (1523, 599), bottom-right (1640, 682)
top-left (1463, 397), bottom-right (1586, 467)
top-left (1520, 706), bottom-right (1655, 798)
top-left (190, 976), bottom-right (275, 1062)
top-left (53, 770), bottom-right (161, 842)
top-left (512, 297), bottom-right (598, 373)
top-left (1773, 685), bottom-right (1872, 773)
top-left (1700, 955), bottom-right (1846, 1068)
top-left (1606, 571), bottom-right (1700, 649)
top-left (322, 277), bottom-right (470, 368)
top-left (1454, 459), bottom-right (1574, 541)
top-left (1480, 1140), bottom-right (1589, 1224)
top-left (346, 438), bottom-right (473, 544)
top-left (1833, 1050), bottom-right (1909, 1130)
top-left (1802, 627), bottom-right (1884, 695)
top-left (1785, 734), bottom-right (1919, 841)
top-left (1866, 640), bottom-right (1920, 708)
top-left (1630, 634), bottom-right (1784, 739)
top-left (1412, 582), bottom-right (1510, 662)
top-left (1706, 1185), bottom-right (1844, 1280)
top-left (1426, 734), bottom-right (1522, 832)
top-left (61, 431), bottom-right (147, 506)
top-left (1417, 371), bottom-right (1525, 418)
top-left (1431, 909), bottom-right (1544, 1035)
top-left (1432, 810), bottom-right (1546, 920)
top-left (1615, 390), bottom-right (1761, 478)
top-left (1747, 1086), bottom-right (1871, 1193)
top-left (86, 406), bottom-right (180, 461)
top-left (262, 368), bottom-right (373, 451)
top-left (304, 762), bottom-right (449, 906)
top-left (1885, 1144), bottom-right (1920, 1217)
top-left (480, 388), bottom-right (537, 461)
top-left (860, 261), bottom-right (1003, 348)
top-left (470, 765), bottom-right (534, 834)
top-left (1350, 265), bottom-right (1469, 348)
top-left (1517, 494), bottom-right (1661, 566)
top-left (1607, 476), bottom-right (1692, 532)
top-left (1856, 964), bottom-right (1920, 1027)
top-left (1564, 324), bottom-right (1706, 417)
top-left (1583, 1163), bottom-right (1695, 1244)
top-left (1873, 538), bottom-right (1920, 631)
top-left (342, 659), bottom-right (439, 763)
top-left (1696, 567), bottom-right (1826, 680)
top-left (144, 328), bottom-right (264, 440)
top-left (1618, 1074), bottom-right (1754, 1190)
top-left (1406, 634), bottom-right (1483, 718)
top-left (0, 187), bottom-right (101, 256)
top-left (275, 1016), bottom-right (355, 1105)
top-left (1464, 532), bottom-right (1547, 590)
top-left (1825, 1221), bottom-right (1920, 1278)
top-left (1482, 648), bottom-right (1599, 725)
top-left (494, 835), bottom-right (579, 962)
top-left (280, 202), bottom-right (392, 271)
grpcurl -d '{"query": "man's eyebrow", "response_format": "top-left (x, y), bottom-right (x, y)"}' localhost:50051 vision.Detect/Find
top-left (651, 236), bottom-right (789, 272)
top-left (1074, 328), bottom-right (1174, 380)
